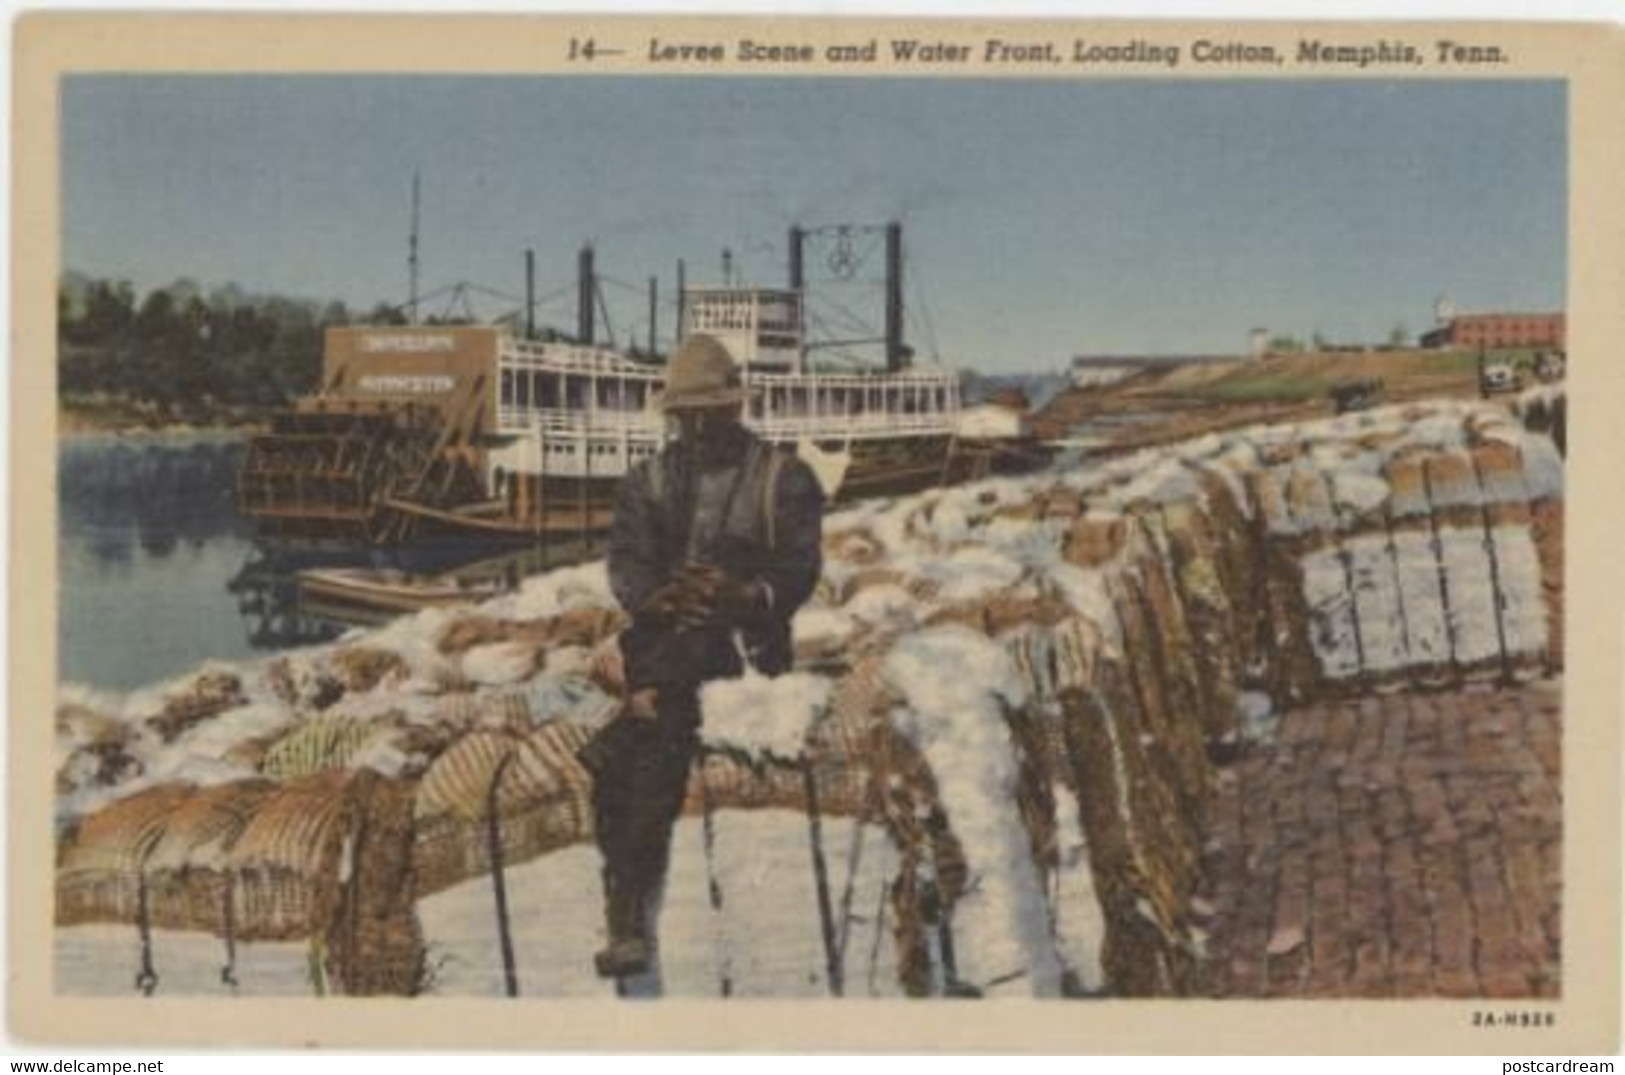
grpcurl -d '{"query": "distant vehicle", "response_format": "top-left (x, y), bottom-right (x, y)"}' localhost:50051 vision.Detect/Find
top-left (1534, 350), bottom-right (1566, 383)
top-left (1329, 376), bottom-right (1385, 414)
top-left (1479, 361), bottom-right (1522, 397)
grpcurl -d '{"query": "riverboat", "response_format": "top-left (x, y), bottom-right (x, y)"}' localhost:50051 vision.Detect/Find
top-left (236, 224), bottom-right (1029, 546)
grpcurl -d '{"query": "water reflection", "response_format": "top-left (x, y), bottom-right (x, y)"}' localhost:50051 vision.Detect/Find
top-left (59, 434), bottom-right (604, 691)
top-left (60, 434), bottom-right (259, 690)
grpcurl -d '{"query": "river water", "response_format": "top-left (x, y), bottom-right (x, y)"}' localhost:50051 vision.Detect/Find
top-left (58, 434), bottom-right (603, 692)
top-left (58, 434), bottom-right (271, 691)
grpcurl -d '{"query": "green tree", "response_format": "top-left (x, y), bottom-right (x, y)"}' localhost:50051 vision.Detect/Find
top-left (363, 302), bottom-right (408, 326)
top-left (80, 279), bottom-right (135, 343)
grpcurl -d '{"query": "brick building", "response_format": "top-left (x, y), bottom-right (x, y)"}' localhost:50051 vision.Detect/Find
top-left (1420, 312), bottom-right (1565, 350)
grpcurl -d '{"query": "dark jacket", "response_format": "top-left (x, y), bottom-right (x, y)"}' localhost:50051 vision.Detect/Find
top-left (608, 428), bottom-right (824, 690)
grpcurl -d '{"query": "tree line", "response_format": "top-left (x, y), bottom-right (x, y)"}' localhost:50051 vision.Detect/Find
top-left (58, 274), bottom-right (408, 421)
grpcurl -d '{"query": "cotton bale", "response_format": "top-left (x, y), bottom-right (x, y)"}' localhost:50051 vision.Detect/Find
top-left (1158, 499), bottom-right (1242, 745)
top-left (140, 779), bottom-right (277, 934)
top-left (326, 646), bottom-right (409, 694)
top-left (55, 784), bottom-right (195, 927)
top-left (223, 770), bottom-right (360, 941)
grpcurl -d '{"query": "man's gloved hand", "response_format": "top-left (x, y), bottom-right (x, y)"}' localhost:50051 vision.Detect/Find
top-left (639, 581), bottom-right (694, 624)
top-left (662, 563), bottom-right (766, 629)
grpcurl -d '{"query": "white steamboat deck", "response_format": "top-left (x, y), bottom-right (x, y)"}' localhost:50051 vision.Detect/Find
top-left (490, 336), bottom-right (961, 481)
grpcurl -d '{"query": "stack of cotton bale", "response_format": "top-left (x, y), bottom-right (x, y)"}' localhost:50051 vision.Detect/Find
top-left (1143, 403), bottom-right (1567, 702)
top-left (52, 400), bottom-right (1563, 999)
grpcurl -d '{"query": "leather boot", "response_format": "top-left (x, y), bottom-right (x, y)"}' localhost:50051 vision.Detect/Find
top-left (594, 878), bottom-right (651, 979)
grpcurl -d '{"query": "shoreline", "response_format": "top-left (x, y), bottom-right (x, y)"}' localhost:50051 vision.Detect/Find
top-left (58, 402), bottom-right (267, 439)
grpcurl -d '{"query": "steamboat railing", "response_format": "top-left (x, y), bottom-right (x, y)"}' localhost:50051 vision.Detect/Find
top-left (496, 405), bottom-right (957, 443)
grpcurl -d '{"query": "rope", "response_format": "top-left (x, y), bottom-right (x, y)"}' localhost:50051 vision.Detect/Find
top-left (220, 875), bottom-right (239, 990)
top-left (134, 873), bottom-right (157, 997)
top-left (1328, 488), bottom-right (1371, 694)
top-left (1419, 462), bottom-right (1464, 686)
top-left (833, 804), bottom-right (869, 969)
top-left (801, 759), bottom-right (843, 996)
top-left (486, 751), bottom-right (521, 997)
top-left (866, 874), bottom-right (890, 997)
top-left (1465, 450), bottom-right (1517, 685)
top-left (1379, 492), bottom-right (1419, 691)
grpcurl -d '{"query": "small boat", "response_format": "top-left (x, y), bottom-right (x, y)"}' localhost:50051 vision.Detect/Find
top-left (296, 566), bottom-right (503, 617)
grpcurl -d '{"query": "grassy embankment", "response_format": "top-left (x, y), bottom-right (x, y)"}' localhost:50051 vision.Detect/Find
top-left (1038, 349), bottom-right (1538, 453)
top-left (1169, 349), bottom-right (1508, 405)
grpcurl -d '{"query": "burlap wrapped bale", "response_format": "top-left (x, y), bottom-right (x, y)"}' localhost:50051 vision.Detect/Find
top-left (140, 780), bottom-right (277, 934)
top-left (1194, 471), bottom-right (1271, 687)
top-left (1382, 452), bottom-right (1456, 688)
top-left (1105, 557), bottom-right (1211, 836)
top-left (1423, 452), bottom-right (1505, 679)
top-left (56, 704), bottom-right (142, 795)
top-left (1041, 487), bottom-right (1086, 523)
top-left (260, 714), bottom-right (375, 780)
top-left (146, 671), bottom-right (246, 743)
top-left (1136, 511), bottom-right (1223, 752)
top-left (1159, 499), bottom-right (1243, 746)
top-left (823, 526), bottom-right (885, 566)
top-left (323, 771), bottom-right (425, 996)
top-left (411, 722), bottom-right (599, 897)
top-left (327, 646), bottom-right (408, 694)
top-left (1281, 462), bottom-right (1372, 699)
top-left (56, 784), bottom-right (195, 927)
top-left (437, 615), bottom-right (545, 656)
top-left (1468, 442), bottom-right (1549, 681)
top-left (1065, 510), bottom-right (1129, 569)
top-left (1057, 666), bottom-right (1203, 996)
top-left (56, 703), bottom-right (130, 751)
top-left (1531, 498), bottom-right (1564, 672)
top-left (819, 657), bottom-right (970, 997)
top-left (223, 770), bottom-right (361, 942)
top-left (263, 656), bottom-right (344, 712)
top-left (839, 566), bottom-right (910, 605)
top-left (1244, 468), bottom-right (1320, 706)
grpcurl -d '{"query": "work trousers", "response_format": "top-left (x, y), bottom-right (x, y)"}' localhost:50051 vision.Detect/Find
top-left (589, 686), bottom-right (702, 909)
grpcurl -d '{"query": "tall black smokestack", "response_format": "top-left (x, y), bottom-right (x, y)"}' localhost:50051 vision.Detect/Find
top-left (788, 225), bottom-right (804, 291)
top-left (675, 258), bottom-right (687, 346)
top-left (577, 244), bottom-right (595, 345)
top-left (525, 249), bottom-right (536, 340)
top-left (885, 221), bottom-right (905, 371)
top-left (648, 276), bottom-right (658, 357)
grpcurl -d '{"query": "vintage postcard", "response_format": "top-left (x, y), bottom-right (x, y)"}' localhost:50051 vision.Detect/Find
top-left (10, 12), bottom-right (1623, 1053)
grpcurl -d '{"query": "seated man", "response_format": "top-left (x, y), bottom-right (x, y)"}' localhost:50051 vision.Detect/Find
top-left (581, 333), bottom-right (824, 980)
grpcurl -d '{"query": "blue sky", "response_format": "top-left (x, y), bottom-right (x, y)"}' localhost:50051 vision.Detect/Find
top-left (62, 76), bottom-right (1565, 372)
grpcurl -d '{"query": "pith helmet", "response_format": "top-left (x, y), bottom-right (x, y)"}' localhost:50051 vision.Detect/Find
top-left (655, 334), bottom-right (749, 410)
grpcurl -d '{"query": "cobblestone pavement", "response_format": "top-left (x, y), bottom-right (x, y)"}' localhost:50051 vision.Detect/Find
top-left (1198, 680), bottom-right (1562, 998)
